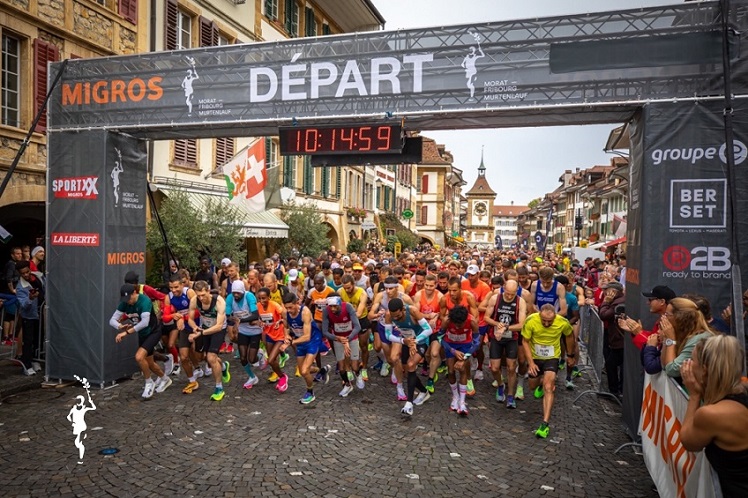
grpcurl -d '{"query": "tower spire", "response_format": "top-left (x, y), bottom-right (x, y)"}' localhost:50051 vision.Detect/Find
top-left (478, 145), bottom-right (486, 176)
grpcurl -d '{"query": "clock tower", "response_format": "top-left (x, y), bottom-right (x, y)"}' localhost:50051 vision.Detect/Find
top-left (464, 149), bottom-right (497, 248)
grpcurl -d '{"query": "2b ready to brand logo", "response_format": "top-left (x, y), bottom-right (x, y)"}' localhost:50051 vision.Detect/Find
top-left (651, 140), bottom-right (747, 166)
top-left (52, 176), bottom-right (99, 199)
top-left (662, 245), bottom-right (731, 279)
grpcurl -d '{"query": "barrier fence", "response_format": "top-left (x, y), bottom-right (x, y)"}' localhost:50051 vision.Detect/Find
top-left (573, 305), bottom-right (621, 406)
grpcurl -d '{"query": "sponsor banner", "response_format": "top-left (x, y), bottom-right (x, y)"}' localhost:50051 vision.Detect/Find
top-left (46, 2), bottom-right (746, 132)
top-left (52, 176), bottom-right (99, 199)
top-left (639, 373), bottom-right (720, 498)
top-left (51, 232), bottom-right (100, 247)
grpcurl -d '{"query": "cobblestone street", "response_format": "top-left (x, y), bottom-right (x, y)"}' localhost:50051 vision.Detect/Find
top-left (0, 355), bottom-right (655, 498)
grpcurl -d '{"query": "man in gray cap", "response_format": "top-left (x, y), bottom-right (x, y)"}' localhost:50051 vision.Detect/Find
top-left (598, 281), bottom-right (626, 397)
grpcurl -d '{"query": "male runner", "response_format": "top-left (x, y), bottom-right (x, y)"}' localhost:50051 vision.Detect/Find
top-left (282, 292), bottom-right (328, 404)
top-left (521, 304), bottom-right (576, 438)
top-left (161, 275), bottom-right (201, 393)
top-left (384, 298), bottom-right (433, 416)
top-left (225, 280), bottom-right (262, 390)
top-left (111, 284), bottom-right (171, 399)
top-left (339, 275), bottom-right (370, 381)
top-left (461, 264), bottom-right (491, 382)
top-left (414, 274), bottom-right (444, 394)
top-left (440, 305), bottom-right (480, 416)
top-left (321, 295), bottom-right (362, 397)
top-left (440, 277), bottom-right (479, 395)
top-left (187, 281), bottom-right (230, 401)
top-left (531, 267), bottom-right (567, 316)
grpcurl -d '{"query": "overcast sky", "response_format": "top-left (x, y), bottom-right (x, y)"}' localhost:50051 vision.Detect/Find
top-left (373, 0), bottom-right (680, 206)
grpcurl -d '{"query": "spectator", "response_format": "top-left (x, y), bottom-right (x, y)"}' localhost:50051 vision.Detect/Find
top-left (598, 281), bottom-right (626, 396)
top-left (618, 285), bottom-right (676, 350)
top-left (659, 298), bottom-right (715, 378)
top-left (680, 335), bottom-right (748, 496)
top-left (682, 294), bottom-right (729, 334)
top-left (15, 260), bottom-right (44, 375)
top-left (29, 246), bottom-right (45, 273)
top-left (162, 259), bottom-right (179, 287)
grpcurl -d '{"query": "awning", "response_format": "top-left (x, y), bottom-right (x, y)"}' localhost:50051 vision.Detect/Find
top-left (157, 186), bottom-right (289, 238)
top-left (603, 236), bottom-right (626, 248)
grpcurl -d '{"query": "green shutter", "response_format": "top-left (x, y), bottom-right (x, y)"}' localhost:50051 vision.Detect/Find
top-left (283, 155), bottom-right (293, 188)
top-left (322, 24), bottom-right (330, 35)
top-left (265, 138), bottom-right (272, 168)
top-left (336, 166), bottom-right (342, 199)
top-left (321, 167), bottom-right (329, 198)
top-left (303, 156), bottom-right (312, 194)
top-left (305, 7), bottom-right (315, 37)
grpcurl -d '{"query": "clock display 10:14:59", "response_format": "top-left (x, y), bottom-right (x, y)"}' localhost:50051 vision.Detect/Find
top-left (279, 124), bottom-right (403, 155)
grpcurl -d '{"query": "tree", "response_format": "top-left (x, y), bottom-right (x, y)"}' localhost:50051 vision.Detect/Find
top-left (279, 201), bottom-right (330, 257)
top-left (528, 197), bottom-right (541, 209)
top-left (146, 189), bottom-right (246, 280)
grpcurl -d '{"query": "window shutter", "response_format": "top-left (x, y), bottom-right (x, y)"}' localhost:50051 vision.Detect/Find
top-left (421, 174), bottom-right (428, 194)
top-left (336, 167), bottom-right (341, 198)
top-left (321, 167), bottom-right (329, 198)
top-left (303, 156), bottom-right (313, 194)
top-left (322, 24), bottom-right (330, 35)
top-left (174, 139), bottom-right (197, 166)
top-left (416, 205), bottom-right (421, 224)
top-left (282, 155), bottom-right (292, 188)
top-left (199, 16), bottom-right (218, 47)
top-left (421, 206), bottom-right (428, 225)
top-left (264, 0), bottom-right (276, 20)
top-left (285, 0), bottom-right (298, 37)
top-left (305, 7), bottom-right (316, 37)
top-left (416, 174), bottom-right (421, 191)
top-left (215, 137), bottom-right (234, 170)
top-left (165, 0), bottom-right (178, 50)
top-left (33, 39), bottom-right (59, 133)
top-left (118, 0), bottom-right (138, 24)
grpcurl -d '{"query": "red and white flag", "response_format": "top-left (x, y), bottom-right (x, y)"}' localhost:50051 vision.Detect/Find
top-left (222, 139), bottom-right (267, 213)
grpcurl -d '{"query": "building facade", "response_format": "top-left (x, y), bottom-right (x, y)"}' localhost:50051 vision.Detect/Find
top-left (492, 203), bottom-right (526, 249)
top-left (464, 154), bottom-right (497, 248)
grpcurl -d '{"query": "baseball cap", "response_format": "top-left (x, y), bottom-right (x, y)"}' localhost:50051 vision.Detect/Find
top-left (231, 280), bottom-right (246, 293)
top-left (602, 281), bottom-right (624, 292)
top-left (642, 285), bottom-right (676, 302)
top-left (352, 264), bottom-right (364, 271)
top-left (120, 283), bottom-right (137, 301)
top-left (330, 262), bottom-right (340, 269)
top-left (466, 264), bottom-right (480, 275)
top-left (342, 255), bottom-right (350, 262)
top-left (288, 269), bottom-right (299, 281)
top-left (124, 271), bottom-right (139, 284)
top-left (221, 257), bottom-right (231, 266)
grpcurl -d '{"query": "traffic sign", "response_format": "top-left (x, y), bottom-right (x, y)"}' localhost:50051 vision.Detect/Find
top-left (402, 209), bottom-right (414, 219)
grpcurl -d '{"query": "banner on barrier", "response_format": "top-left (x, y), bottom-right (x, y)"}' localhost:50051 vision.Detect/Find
top-left (639, 373), bottom-right (720, 498)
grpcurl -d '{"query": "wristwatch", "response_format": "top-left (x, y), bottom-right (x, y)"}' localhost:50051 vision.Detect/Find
top-left (664, 338), bottom-right (677, 347)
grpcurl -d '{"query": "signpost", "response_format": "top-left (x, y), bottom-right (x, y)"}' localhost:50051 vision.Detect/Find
top-left (402, 209), bottom-right (414, 219)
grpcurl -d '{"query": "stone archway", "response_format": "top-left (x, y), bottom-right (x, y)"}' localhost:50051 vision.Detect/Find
top-left (419, 235), bottom-right (435, 246)
top-left (323, 221), bottom-right (340, 250)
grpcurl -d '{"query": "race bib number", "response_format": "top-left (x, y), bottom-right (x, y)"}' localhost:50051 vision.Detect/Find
top-left (499, 327), bottom-right (513, 340)
top-left (399, 328), bottom-right (416, 339)
top-left (333, 321), bottom-right (353, 334)
top-left (233, 310), bottom-right (250, 319)
top-left (201, 316), bottom-right (216, 328)
top-left (447, 332), bottom-right (466, 343)
top-left (260, 313), bottom-right (274, 324)
top-left (534, 344), bottom-right (555, 358)
top-left (292, 326), bottom-right (304, 338)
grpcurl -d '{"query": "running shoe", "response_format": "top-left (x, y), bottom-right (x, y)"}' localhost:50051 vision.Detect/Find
top-left (356, 373), bottom-right (365, 390)
top-left (279, 352), bottom-right (289, 369)
top-left (372, 359), bottom-right (383, 372)
top-left (322, 365), bottom-right (331, 384)
top-left (219, 343), bottom-right (227, 354)
top-left (233, 346), bottom-right (240, 359)
top-left (516, 384), bottom-right (524, 400)
top-left (474, 369), bottom-right (484, 381)
top-left (258, 349), bottom-right (268, 370)
top-left (339, 384), bottom-right (354, 397)
top-left (210, 387), bottom-right (225, 401)
top-left (155, 376), bottom-right (172, 393)
top-left (268, 371), bottom-right (279, 383)
top-left (533, 386), bottom-right (544, 399)
top-left (495, 384), bottom-right (506, 403)
top-left (347, 371), bottom-right (355, 382)
top-left (414, 391), bottom-right (431, 406)
top-left (295, 366), bottom-right (301, 377)
top-left (572, 367), bottom-right (582, 378)
top-left (396, 384), bottom-right (407, 401)
top-left (437, 362), bottom-right (448, 374)
top-left (425, 378), bottom-right (435, 394)
top-left (368, 343), bottom-right (374, 351)
top-left (558, 359), bottom-right (565, 370)
top-left (380, 362), bottom-right (390, 377)
top-left (203, 365), bottom-right (213, 377)
top-left (222, 361), bottom-right (231, 384)
top-left (171, 365), bottom-right (181, 377)
top-left (450, 396), bottom-right (459, 412)
top-left (566, 380), bottom-right (575, 390)
top-left (420, 365), bottom-right (429, 376)
top-left (401, 401), bottom-right (414, 416)
top-left (226, 343), bottom-right (235, 355)
top-left (391, 371), bottom-right (398, 385)
top-left (535, 421), bottom-right (550, 439)
top-left (361, 368), bottom-right (368, 382)
top-left (466, 379), bottom-right (475, 396)
top-left (194, 367), bottom-right (204, 379)
top-left (492, 379), bottom-right (499, 388)
top-left (458, 402), bottom-right (469, 417)
top-left (276, 374), bottom-right (289, 392)
top-left (506, 395), bottom-right (516, 409)
top-left (433, 372), bottom-right (439, 384)
top-left (163, 354), bottom-right (175, 377)
top-left (182, 381), bottom-right (199, 394)
top-left (243, 376), bottom-right (259, 389)
top-left (300, 391), bottom-right (315, 404)
top-left (142, 380), bottom-right (155, 399)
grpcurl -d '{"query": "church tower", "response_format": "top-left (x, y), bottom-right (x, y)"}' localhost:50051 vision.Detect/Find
top-left (464, 148), bottom-right (497, 248)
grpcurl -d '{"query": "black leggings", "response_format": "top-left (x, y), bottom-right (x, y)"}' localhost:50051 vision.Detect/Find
top-left (237, 334), bottom-right (261, 365)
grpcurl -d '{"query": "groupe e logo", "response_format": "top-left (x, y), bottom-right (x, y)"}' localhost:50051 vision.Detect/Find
top-left (651, 140), bottom-right (747, 166)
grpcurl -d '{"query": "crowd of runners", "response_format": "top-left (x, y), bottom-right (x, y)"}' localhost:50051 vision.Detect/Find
top-left (112, 247), bottom-right (627, 439)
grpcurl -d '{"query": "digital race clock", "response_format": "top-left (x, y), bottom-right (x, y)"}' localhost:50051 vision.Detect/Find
top-left (279, 124), bottom-right (404, 155)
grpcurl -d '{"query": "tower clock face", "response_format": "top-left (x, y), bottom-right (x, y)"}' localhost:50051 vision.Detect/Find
top-left (474, 202), bottom-right (487, 216)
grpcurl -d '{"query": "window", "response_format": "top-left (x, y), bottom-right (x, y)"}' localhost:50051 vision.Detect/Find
top-left (421, 174), bottom-right (429, 194)
top-left (177, 11), bottom-right (192, 49)
top-left (284, 0), bottom-right (299, 37)
top-left (264, 0), bottom-right (278, 21)
top-left (305, 7), bottom-right (316, 37)
top-left (303, 156), bottom-right (313, 194)
top-left (321, 166), bottom-right (329, 198)
top-left (118, 0), bottom-right (138, 24)
top-left (322, 23), bottom-right (330, 35)
top-left (33, 38), bottom-right (59, 133)
top-left (283, 155), bottom-right (295, 188)
top-left (218, 35), bottom-right (230, 46)
top-left (215, 137), bottom-right (235, 171)
top-left (173, 139), bottom-right (198, 167)
top-left (2, 34), bottom-right (20, 128)
top-left (265, 137), bottom-right (278, 170)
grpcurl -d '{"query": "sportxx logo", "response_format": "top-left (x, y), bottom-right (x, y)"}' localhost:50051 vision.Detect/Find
top-left (52, 176), bottom-right (99, 199)
top-left (662, 245), bottom-right (731, 280)
top-left (651, 140), bottom-right (747, 166)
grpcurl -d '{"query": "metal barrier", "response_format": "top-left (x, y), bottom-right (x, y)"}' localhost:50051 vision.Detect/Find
top-left (573, 305), bottom-right (621, 407)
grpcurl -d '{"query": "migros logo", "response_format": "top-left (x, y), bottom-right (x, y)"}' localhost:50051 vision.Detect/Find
top-left (62, 77), bottom-right (163, 106)
top-left (651, 140), bottom-right (747, 166)
top-left (107, 252), bottom-right (145, 265)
